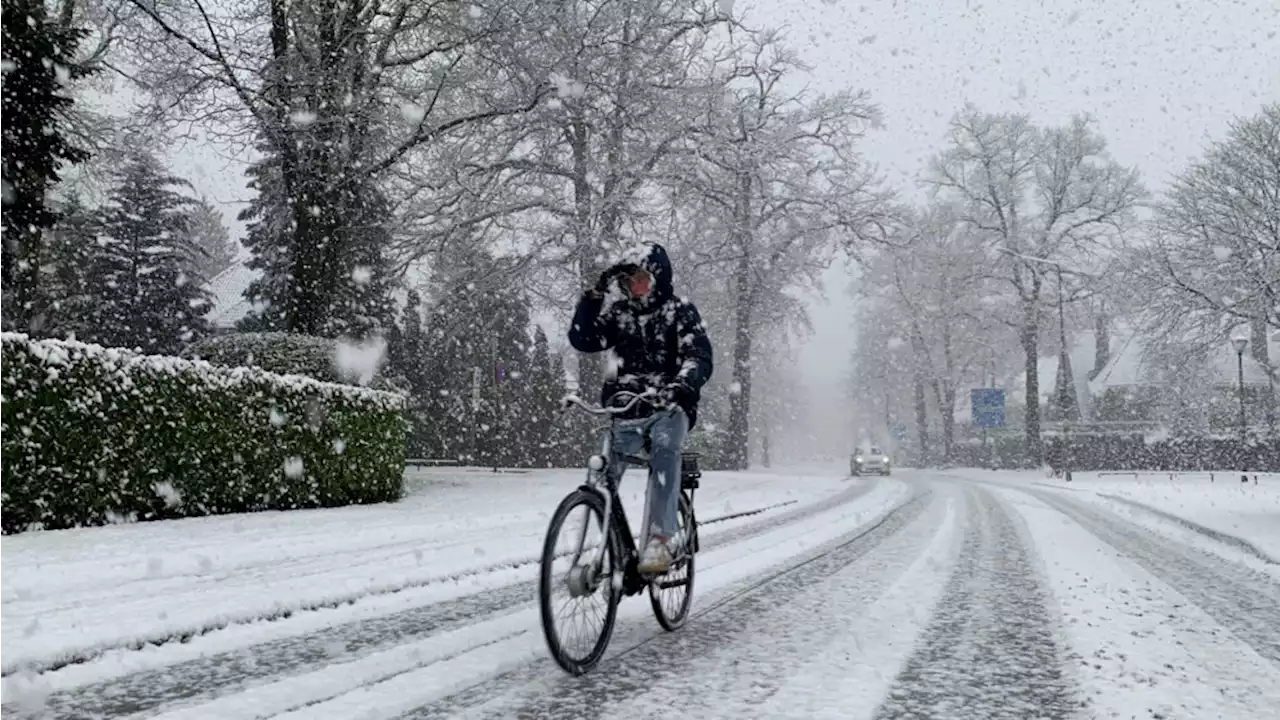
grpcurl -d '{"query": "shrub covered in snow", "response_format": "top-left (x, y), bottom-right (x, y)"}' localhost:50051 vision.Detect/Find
top-left (187, 331), bottom-right (344, 383)
top-left (1, 333), bottom-right (407, 534)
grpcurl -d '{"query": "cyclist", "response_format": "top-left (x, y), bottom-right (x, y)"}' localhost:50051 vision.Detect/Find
top-left (568, 242), bottom-right (714, 573)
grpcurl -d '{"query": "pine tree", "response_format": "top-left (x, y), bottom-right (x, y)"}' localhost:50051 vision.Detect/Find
top-left (87, 152), bottom-right (211, 353)
top-left (185, 196), bottom-right (237, 283)
top-left (417, 260), bottom-right (534, 466)
top-left (1, 0), bottom-right (93, 331)
top-left (326, 185), bottom-right (397, 340)
top-left (526, 326), bottom-right (569, 467)
top-left (43, 191), bottom-right (99, 339)
top-left (238, 147), bottom-right (292, 332)
top-left (239, 149), bottom-right (396, 339)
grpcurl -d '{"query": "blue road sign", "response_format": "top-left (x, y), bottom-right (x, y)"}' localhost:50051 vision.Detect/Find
top-left (889, 423), bottom-right (908, 442)
top-left (971, 388), bottom-right (1006, 429)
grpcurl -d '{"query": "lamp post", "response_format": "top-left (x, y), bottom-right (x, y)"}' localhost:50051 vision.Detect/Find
top-left (1232, 337), bottom-right (1248, 442)
top-left (1232, 337), bottom-right (1249, 482)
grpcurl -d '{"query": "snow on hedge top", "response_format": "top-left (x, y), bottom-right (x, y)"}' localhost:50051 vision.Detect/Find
top-left (2, 333), bottom-right (404, 408)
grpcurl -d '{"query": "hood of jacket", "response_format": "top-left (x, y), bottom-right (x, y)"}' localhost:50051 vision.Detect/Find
top-left (613, 242), bottom-right (674, 308)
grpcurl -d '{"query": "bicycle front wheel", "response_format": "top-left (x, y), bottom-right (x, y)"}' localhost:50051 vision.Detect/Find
top-left (649, 491), bottom-right (695, 631)
top-left (539, 489), bottom-right (620, 675)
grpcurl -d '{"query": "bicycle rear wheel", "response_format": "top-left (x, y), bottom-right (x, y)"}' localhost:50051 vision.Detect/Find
top-left (649, 491), bottom-right (695, 631)
top-left (539, 489), bottom-right (621, 675)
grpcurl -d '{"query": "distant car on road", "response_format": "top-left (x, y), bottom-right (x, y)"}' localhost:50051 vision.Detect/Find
top-left (851, 446), bottom-right (891, 476)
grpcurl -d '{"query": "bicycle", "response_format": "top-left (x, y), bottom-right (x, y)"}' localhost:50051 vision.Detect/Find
top-left (538, 389), bottom-right (702, 675)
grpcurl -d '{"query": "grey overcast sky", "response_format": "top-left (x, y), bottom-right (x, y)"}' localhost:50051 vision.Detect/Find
top-left (743, 0), bottom-right (1280, 456)
top-left (144, 0), bottom-right (1279, 457)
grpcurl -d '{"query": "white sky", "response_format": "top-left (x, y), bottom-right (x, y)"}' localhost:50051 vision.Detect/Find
top-left (748, 0), bottom-right (1280, 457)
top-left (141, 0), bottom-right (1279, 458)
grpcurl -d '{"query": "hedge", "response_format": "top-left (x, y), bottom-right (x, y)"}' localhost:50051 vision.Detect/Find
top-left (185, 331), bottom-right (399, 389)
top-left (1, 333), bottom-right (407, 534)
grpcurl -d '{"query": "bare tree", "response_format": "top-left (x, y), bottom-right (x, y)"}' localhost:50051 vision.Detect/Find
top-left (866, 203), bottom-right (1009, 463)
top-left (1127, 104), bottom-right (1279, 376)
top-left (927, 105), bottom-right (1144, 463)
top-left (453, 0), bottom-right (731, 390)
top-left (121, 0), bottom-right (553, 333)
top-left (673, 34), bottom-right (891, 469)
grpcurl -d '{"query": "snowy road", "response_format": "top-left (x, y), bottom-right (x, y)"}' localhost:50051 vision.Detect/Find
top-left (3, 466), bottom-right (1279, 719)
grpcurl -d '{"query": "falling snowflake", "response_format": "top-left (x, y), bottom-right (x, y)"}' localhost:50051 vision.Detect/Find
top-left (153, 481), bottom-right (183, 508)
top-left (548, 72), bottom-right (587, 98)
top-left (400, 103), bottom-right (427, 124)
top-left (289, 110), bottom-right (318, 126)
top-left (283, 457), bottom-right (305, 478)
top-left (1212, 246), bottom-right (1233, 261)
top-left (333, 335), bottom-right (387, 386)
top-left (351, 266), bottom-right (373, 285)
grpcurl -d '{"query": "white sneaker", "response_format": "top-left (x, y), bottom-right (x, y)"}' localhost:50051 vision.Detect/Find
top-left (637, 536), bottom-right (673, 574)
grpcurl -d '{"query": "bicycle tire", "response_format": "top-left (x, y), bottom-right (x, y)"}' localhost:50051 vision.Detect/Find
top-left (539, 489), bottom-right (621, 675)
top-left (649, 491), bottom-right (696, 631)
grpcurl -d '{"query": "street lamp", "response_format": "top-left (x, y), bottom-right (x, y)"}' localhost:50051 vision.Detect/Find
top-left (1232, 336), bottom-right (1249, 443)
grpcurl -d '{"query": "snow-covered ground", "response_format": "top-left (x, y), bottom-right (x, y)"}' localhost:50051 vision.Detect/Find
top-left (3, 464), bottom-right (1278, 719)
top-left (940, 468), bottom-right (1280, 566)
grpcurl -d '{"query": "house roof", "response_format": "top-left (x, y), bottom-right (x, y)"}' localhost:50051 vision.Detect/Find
top-left (1087, 329), bottom-right (1276, 392)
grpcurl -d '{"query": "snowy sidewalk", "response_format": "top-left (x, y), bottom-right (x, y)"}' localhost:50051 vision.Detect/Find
top-left (937, 468), bottom-right (1280, 565)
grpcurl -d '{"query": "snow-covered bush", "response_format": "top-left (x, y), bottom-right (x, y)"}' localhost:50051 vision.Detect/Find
top-left (1, 333), bottom-right (407, 534)
top-left (187, 331), bottom-right (341, 382)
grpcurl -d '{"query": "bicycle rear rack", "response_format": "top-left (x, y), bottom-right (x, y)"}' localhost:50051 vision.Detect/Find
top-left (619, 451), bottom-right (701, 490)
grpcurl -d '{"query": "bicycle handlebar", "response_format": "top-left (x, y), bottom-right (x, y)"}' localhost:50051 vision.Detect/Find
top-left (560, 389), bottom-right (667, 416)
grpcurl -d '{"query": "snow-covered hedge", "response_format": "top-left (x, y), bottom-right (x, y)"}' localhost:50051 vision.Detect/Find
top-left (1, 333), bottom-right (407, 534)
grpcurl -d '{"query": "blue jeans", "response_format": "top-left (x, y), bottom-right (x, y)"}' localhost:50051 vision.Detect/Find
top-left (603, 408), bottom-right (689, 541)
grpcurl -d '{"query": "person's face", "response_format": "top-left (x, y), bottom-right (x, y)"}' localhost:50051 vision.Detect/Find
top-left (627, 268), bottom-right (653, 298)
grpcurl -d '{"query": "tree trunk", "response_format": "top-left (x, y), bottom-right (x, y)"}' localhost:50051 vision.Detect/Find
top-left (1090, 309), bottom-right (1111, 380)
top-left (1022, 324), bottom-right (1043, 466)
top-left (726, 247), bottom-right (753, 471)
top-left (913, 371), bottom-right (929, 466)
top-left (725, 171), bottom-right (753, 471)
top-left (569, 114), bottom-right (601, 397)
top-left (942, 385), bottom-right (956, 464)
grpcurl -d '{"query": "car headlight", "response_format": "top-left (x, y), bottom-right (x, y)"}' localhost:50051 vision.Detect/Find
top-left (883, 456), bottom-right (890, 463)
top-left (855, 456), bottom-right (863, 463)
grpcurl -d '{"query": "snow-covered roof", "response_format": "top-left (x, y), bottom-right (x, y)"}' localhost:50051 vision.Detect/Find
top-left (1088, 330), bottom-right (1276, 393)
top-left (206, 258), bottom-right (260, 329)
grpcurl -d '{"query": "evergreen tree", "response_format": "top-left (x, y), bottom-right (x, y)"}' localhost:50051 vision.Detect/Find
top-left (327, 185), bottom-right (397, 339)
top-left (387, 290), bottom-right (439, 457)
top-left (185, 196), bottom-right (237, 283)
top-left (238, 147), bottom-right (292, 332)
top-left (239, 149), bottom-right (396, 339)
top-left (1, 0), bottom-right (93, 330)
top-left (526, 326), bottom-right (570, 467)
top-left (87, 152), bottom-right (211, 353)
top-left (417, 258), bottom-right (534, 465)
top-left (42, 191), bottom-right (99, 339)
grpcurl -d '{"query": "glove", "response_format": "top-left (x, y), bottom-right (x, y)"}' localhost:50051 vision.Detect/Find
top-left (659, 382), bottom-right (693, 409)
top-left (593, 263), bottom-right (637, 295)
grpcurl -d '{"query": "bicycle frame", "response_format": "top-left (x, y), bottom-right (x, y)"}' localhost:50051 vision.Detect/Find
top-left (564, 391), bottom-right (668, 594)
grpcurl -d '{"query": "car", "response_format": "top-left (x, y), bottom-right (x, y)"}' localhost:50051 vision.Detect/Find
top-left (851, 446), bottom-right (891, 476)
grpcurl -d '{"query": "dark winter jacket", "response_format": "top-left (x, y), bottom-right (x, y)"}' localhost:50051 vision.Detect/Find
top-left (568, 243), bottom-right (714, 428)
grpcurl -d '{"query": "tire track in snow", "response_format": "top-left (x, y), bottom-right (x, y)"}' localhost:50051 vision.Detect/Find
top-left (402, 487), bottom-right (933, 720)
top-left (2, 481), bottom-right (879, 720)
top-left (873, 486), bottom-right (1077, 720)
top-left (1030, 489), bottom-right (1280, 666)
